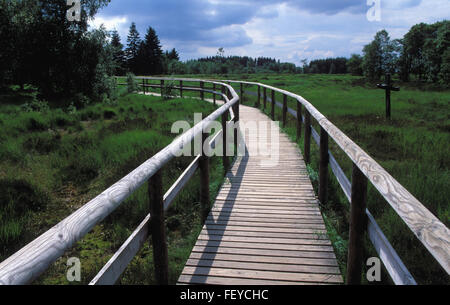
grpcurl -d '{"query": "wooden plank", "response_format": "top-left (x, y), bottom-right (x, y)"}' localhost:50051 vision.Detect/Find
top-left (0, 78), bottom-right (240, 285)
top-left (187, 252), bottom-right (338, 267)
top-left (185, 259), bottom-right (341, 275)
top-left (181, 267), bottom-right (343, 284)
top-left (194, 240), bottom-right (333, 252)
top-left (196, 234), bottom-right (331, 246)
top-left (178, 274), bottom-right (321, 285)
top-left (89, 214), bottom-right (150, 285)
top-left (191, 245), bottom-right (337, 259)
top-left (225, 79), bottom-right (450, 274)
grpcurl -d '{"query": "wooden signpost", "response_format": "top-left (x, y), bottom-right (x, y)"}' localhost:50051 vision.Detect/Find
top-left (377, 73), bottom-right (400, 119)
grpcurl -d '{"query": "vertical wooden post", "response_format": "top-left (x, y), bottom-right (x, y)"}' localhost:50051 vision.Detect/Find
top-left (199, 130), bottom-right (210, 222)
top-left (222, 113), bottom-right (230, 174)
top-left (282, 94), bottom-right (287, 127)
top-left (179, 80), bottom-right (183, 98)
top-left (271, 90), bottom-right (275, 120)
top-left (240, 83), bottom-right (243, 103)
top-left (386, 74), bottom-right (391, 120)
top-left (213, 83), bottom-right (216, 105)
top-left (200, 81), bottom-right (204, 100)
top-left (263, 87), bottom-right (267, 109)
top-left (233, 102), bottom-right (239, 156)
top-left (257, 85), bottom-right (261, 108)
top-left (221, 85), bottom-right (226, 102)
top-left (160, 79), bottom-right (164, 96)
top-left (149, 170), bottom-right (168, 285)
top-left (304, 111), bottom-right (311, 164)
top-left (319, 127), bottom-right (329, 204)
top-left (296, 102), bottom-right (302, 141)
top-left (346, 163), bottom-right (368, 285)
top-left (142, 79), bottom-right (145, 94)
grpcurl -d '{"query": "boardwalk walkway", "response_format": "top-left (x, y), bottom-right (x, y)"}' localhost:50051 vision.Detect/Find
top-left (178, 104), bottom-right (343, 285)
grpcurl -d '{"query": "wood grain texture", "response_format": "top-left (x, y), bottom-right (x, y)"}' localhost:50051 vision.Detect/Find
top-left (222, 79), bottom-right (450, 275)
top-left (0, 79), bottom-right (239, 285)
top-left (178, 104), bottom-right (343, 285)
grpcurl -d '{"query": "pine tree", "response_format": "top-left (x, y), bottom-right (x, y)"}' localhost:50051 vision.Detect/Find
top-left (111, 30), bottom-right (126, 75)
top-left (139, 26), bottom-right (164, 75)
top-left (125, 22), bottom-right (142, 74)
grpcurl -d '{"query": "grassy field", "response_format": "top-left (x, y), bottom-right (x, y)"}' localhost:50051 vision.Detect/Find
top-left (216, 73), bottom-right (448, 284)
top-left (1, 74), bottom-right (448, 284)
top-left (0, 85), bottom-right (227, 284)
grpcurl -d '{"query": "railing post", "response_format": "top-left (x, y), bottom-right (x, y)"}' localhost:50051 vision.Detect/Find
top-left (263, 87), bottom-right (267, 109)
top-left (179, 80), bottom-right (183, 98)
top-left (240, 83), bottom-right (243, 103)
top-left (222, 112), bottom-right (230, 174)
top-left (319, 127), bottom-right (329, 204)
top-left (296, 102), bottom-right (302, 141)
top-left (257, 85), bottom-right (261, 108)
top-left (213, 83), bottom-right (216, 105)
top-left (149, 170), bottom-right (168, 285)
top-left (282, 94), bottom-right (287, 127)
top-left (304, 111), bottom-right (311, 164)
top-left (160, 79), bottom-right (164, 96)
top-left (346, 163), bottom-right (368, 285)
top-left (271, 90), bottom-right (275, 120)
top-left (200, 81), bottom-right (204, 100)
top-left (142, 79), bottom-right (145, 94)
top-left (200, 129), bottom-right (210, 222)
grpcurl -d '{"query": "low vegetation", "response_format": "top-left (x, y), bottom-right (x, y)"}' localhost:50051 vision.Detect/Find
top-left (227, 73), bottom-right (449, 284)
top-left (0, 85), bottom-right (226, 284)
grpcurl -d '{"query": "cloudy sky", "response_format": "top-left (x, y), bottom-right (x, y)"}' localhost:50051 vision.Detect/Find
top-left (90, 0), bottom-right (450, 66)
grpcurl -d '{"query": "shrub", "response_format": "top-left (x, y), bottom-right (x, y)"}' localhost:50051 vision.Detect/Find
top-left (126, 73), bottom-right (138, 93)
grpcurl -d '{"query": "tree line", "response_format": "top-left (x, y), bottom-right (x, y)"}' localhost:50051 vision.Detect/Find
top-left (1, 0), bottom-right (447, 106)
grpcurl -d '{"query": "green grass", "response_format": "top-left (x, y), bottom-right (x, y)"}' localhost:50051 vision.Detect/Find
top-left (220, 73), bottom-right (449, 284)
top-left (0, 89), bottom-right (226, 284)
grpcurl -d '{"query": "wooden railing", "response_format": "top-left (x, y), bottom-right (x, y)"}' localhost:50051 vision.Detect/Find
top-left (0, 78), bottom-right (239, 285)
top-left (222, 79), bottom-right (449, 285)
top-left (0, 76), bottom-right (448, 285)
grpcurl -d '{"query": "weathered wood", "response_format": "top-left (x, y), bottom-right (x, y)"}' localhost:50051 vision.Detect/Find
top-left (282, 94), bottom-right (287, 127)
top-left (149, 170), bottom-right (168, 285)
top-left (163, 156), bottom-right (200, 211)
top-left (89, 214), bottom-right (150, 285)
top-left (200, 131), bottom-right (210, 222)
top-left (222, 113), bottom-right (230, 173)
top-left (346, 163), bottom-right (368, 285)
top-left (263, 87), bottom-right (267, 109)
top-left (257, 85), bottom-right (261, 108)
top-left (222, 79), bottom-right (449, 275)
top-left (200, 81), bottom-right (204, 100)
top-left (160, 79), bottom-right (164, 96)
top-left (319, 127), bottom-right (329, 205)
top-left (179, 80), bottom-right (183, 97)
top-left (240, 82), bottom-right (243, 102)
top-left (179, 103), bottom-right (343, 285)
top-left (0, 78), bottom-right (240, 285)
top-left (271, 90), bottom-right (275, 120)
top-left (297, 103), bottom-right (302, 140)
top-left (304, 111), bottom-right (311, 164)
top-left (142, 79), bottom-right (145, 94)
top-left (212, 83), bottom-right (216, 105)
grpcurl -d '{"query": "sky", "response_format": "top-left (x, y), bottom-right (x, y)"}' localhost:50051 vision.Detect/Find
top-left (90, 0), bottom-right (450, 66)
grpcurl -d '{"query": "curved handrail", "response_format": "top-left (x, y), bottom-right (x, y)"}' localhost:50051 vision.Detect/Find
top-left (223, 79), bottom-right (450, 275)
top-left (0, 79), bottom-right (239, 285)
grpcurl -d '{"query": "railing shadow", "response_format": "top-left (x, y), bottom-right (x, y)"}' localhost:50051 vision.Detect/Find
top-left (191, 136), bottom-right (249, 283)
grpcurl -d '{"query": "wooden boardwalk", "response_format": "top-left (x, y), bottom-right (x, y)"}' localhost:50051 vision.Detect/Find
top-left (178, 105), bottom-right (343, 285)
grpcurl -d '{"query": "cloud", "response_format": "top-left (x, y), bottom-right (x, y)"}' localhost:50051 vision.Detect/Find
top-left (90, 0), bottom-right (449, 64)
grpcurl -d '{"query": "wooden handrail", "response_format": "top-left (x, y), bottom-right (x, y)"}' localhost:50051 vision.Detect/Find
top-left (0, 79), bottom-right (239, 285)
top-left (224, 80), bottom-right (449, 279)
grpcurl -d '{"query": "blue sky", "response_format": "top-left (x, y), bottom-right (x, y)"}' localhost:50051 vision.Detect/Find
top-left (90, 0), bottom-right (450, 66)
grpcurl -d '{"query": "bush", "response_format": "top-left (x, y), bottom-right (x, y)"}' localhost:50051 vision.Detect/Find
top-left (127, 73), bottom-right (138, 93)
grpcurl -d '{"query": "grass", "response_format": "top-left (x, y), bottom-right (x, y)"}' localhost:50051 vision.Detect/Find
top-left (0, 87), bottom-right (227, 284)
top-left (220, 73), bottom-right (449, 284)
